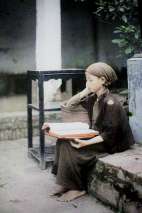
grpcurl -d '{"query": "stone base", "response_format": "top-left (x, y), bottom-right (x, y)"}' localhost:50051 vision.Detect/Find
top-left (0, 111), bottom-right (62, 141)
top-left (88, 144), bottom-right (142, 213)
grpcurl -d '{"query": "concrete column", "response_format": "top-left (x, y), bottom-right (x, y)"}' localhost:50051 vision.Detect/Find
top-left (36, 0), bottom-right (62, 107)
top-left (36, 0), bottom-right (61, 69)
top-left (127, 55), bottom-right (142, 143)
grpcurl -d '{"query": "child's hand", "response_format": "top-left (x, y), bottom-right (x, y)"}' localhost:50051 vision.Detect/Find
top-left (70, 139), bottom-right (87, 149)
top-left (42, 123), bottom-right (50, 132)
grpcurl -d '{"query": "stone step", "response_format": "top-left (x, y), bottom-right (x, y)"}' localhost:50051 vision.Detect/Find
top-left (0, 111), bottom-right (62, 141)
top-left (88, 144), bottom-right (142, 213)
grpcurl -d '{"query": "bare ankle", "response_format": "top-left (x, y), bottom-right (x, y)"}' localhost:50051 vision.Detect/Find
top-left (50, 185), bottom-right (68, 197)
top-left (56, 190), bottom-right (86, 202)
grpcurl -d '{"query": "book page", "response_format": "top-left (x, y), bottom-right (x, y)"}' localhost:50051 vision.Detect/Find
top-left (45, 122), bottom-right (99, 139)
top-left (53, 129), bottom-right (98, 135)
top-left (48, 122), bottom-right (89, 132)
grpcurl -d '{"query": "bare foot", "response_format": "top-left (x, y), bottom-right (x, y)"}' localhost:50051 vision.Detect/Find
top-left (49, 185), bottom-right (68, 197)
top-left (56, 190), bottom-right (86, 202)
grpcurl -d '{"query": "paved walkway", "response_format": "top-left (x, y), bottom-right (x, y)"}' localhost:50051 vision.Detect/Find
top-left (0, 139), bottom-right (114, 213)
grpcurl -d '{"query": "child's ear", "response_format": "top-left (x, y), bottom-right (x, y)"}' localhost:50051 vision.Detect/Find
top-left (101, 76), bottom-right (106, 84)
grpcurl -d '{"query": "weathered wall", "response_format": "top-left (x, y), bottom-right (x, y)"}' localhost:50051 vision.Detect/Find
top-left (0, 0), bottom-right (36, 74)
top-left (61, 0), bottom-right (96, 68)
top-left (127, 57), bottom-right (142, 143)
top-left (94, 19), bottom-right (126, 69)
top-left (0, 0), bottom-right (126, 74)
top-left (61, 0), bottom-right (127, 90)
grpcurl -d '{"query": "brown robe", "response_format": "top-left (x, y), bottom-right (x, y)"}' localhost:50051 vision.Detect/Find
top-left (52, 90), bottom-right (135, 190)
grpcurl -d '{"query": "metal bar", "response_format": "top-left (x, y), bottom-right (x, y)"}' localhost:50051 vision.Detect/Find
top-left (28, 69), bottom-right (84, 74)
top-left (38, 73), bottom-right (46, 169)
top-left (27, 70), bottom-right (85, 81)
top-left (28, 104), bottom-right (61, 111)
top-left (138, 0), bottom-right (142, 38)
top-left (43, 72), bottom-right (84, 78)
top-left (27, 71), bottom-right (33, 149)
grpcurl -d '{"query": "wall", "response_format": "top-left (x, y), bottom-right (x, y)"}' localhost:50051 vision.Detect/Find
top-left (61, 0), bottom-right (96, 68)
top-left (61, 0), bottom-right (127, 73)
top-left (94, 19), bottom-right (126, 69)
top-left (127, 57), bottom-right (142, 143)
top-left (0, 0), bottom-right (36, 74)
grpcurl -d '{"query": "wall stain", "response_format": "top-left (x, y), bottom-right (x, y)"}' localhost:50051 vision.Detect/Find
top-left (0, 183), bottom-right (7, 188)
top-left (0, 48), bottom-right (10, 53)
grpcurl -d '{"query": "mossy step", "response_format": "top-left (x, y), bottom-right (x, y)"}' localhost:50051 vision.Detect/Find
top-left (88, 144), bottom-right (142, 213)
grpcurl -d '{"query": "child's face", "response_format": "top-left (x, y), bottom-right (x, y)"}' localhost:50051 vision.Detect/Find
top-left (85, 72), bottom-right (106, 93)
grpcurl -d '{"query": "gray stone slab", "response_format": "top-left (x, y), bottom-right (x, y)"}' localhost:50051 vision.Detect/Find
top-left (89, 144), bottom-right (142, 212)
top-left (127, 57), bottom-right (142, 143)
top-left (0, 138), bottom-right (114, 213)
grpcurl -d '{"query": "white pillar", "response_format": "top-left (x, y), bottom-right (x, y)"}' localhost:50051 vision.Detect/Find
top-left (36, 0), bottom-right (61, 69)
top-left (127, 56), bottom-right (142, 143)
top-left (36, 0), bottom-right (62, 106)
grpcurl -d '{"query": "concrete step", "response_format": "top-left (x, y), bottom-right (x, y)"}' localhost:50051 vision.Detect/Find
top-left (88, 144), bottom-right (142, 213)
top-left (0, 111), bottom-right (62, 141)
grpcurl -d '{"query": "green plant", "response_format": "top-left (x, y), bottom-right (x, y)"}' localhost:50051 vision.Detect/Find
top-left (95, 0), bottom-right (138, 23)
top-left (112, 24), bottom-right (142, 56)
top-left (75, 0), bottom-right (142, 57)
top-left (94, 0), bottom-right (142, 57)
top-left (127, 111), bottom-right (133, 117)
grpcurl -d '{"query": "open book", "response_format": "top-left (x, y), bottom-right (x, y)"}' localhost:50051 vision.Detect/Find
top-left (44, 122), bottom-right (99, 139)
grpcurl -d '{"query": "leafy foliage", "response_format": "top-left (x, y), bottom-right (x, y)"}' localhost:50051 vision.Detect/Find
top-left (94, 0), bottom-right (142, 57)
top-left (112, 24), bottom-right (142, 56)
top-left (95, 0), bottom-right (138, 24)
top-left (74, 0), bottom-right (142, 57)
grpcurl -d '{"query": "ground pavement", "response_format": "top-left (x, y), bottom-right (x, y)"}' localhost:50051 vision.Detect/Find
top-left (0, 138), bottom-right (114, 213)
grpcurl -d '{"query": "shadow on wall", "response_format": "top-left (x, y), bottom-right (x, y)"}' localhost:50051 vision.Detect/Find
top-left (0, 74), bottom-right (27, 96)
top-left (0, 74), bottom-right (27, 112)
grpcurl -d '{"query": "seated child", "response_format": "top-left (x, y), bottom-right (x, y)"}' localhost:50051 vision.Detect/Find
top-left (42, 62), bottom-right (135, 202)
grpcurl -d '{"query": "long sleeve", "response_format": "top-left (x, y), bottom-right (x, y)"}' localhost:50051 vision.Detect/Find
top-left (94, 92), bottom-right (135, 154)
top-left (98, 101), bottom-right (122, 153)
top-left (66, 92), bottom-right (83, 108)
top-left (65, 88), bottom-right (92, 108)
